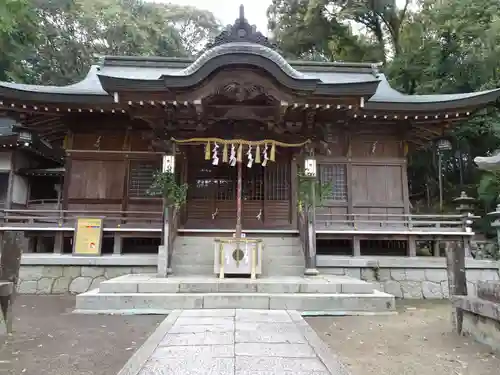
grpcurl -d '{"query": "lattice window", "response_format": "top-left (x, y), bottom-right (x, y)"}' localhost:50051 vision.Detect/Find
top-left (128, 161), bottom-right (161, 197)
top-left (266, 162), bottom-right (290, 200)
top-left (318, 164), bottom-right (347, 201)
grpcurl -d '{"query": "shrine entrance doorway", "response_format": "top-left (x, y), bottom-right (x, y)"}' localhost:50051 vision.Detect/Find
top-left (182, 147), bottom-right (293, 231)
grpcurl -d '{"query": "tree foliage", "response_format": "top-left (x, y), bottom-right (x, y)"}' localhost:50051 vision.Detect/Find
top-left (269, 0), bottom-right (500, 232)
top-left (1, 0), bottom-right (220, 85)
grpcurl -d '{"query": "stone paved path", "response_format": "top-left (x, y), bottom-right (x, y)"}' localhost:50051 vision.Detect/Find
top-left (118, 309), bottom-right (349, 375)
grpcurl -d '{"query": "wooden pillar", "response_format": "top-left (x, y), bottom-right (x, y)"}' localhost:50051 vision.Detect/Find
top-left (407, 236), bottom-right (417, 257)
top-left (113, 234), bottom-right (122, 255)
top-left (54, 232), bottom-right (64, 254)
top-left (235, 160), bottom-right (242, 238)
top-left (353, 236), bottom-right (361, 257)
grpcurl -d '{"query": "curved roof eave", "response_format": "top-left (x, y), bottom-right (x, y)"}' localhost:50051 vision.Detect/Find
top-left (0, 66), bottom-right (112, 104)
top-left (367, 78), bottom-right (500, 111)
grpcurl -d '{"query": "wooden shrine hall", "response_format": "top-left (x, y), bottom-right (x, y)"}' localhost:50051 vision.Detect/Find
top-left (0, 5), bottom-right (499, 259)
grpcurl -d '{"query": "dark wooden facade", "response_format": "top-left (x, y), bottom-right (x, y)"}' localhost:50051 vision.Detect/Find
top-left (0, 6), bottom-right (498, 255)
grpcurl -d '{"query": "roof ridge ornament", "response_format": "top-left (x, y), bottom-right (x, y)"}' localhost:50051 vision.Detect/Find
top-left (204, 4), bottom-right (278, 51)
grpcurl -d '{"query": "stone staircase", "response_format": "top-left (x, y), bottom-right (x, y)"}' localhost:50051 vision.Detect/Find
top-left (172, 235), bottom-right (304, 276)
top-left (74, 234), bottom-right (396, 315)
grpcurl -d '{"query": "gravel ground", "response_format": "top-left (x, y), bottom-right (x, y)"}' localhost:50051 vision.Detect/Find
top-left (307, 300), bottom-right (500, 375)
top-left (0, 295), bottom-right (165, 375)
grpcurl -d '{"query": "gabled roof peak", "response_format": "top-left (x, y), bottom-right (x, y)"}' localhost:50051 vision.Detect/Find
top-left (204, 5), bottom-right (277, 51)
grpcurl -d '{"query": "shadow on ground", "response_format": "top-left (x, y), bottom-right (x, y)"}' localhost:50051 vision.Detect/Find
top-left (307, 300), bottom-right (500, 375)
top-left (0, 295), bottom-right (165, 375)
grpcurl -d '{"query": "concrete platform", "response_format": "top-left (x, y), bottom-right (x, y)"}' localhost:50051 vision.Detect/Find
top-left (75, 275), bottom-right (396, 315)
top-left (116, 309), bottom-right (351, 375)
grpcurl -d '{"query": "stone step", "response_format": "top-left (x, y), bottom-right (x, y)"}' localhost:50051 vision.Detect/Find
top-left (75, 290), bottom-right (395, 313)
top-left (171, 264), bottom-right (305, 276)
top-left (173, 243), bottom-right (303, 256)
top-left (172, 254), bottom-right (304, 267)
top-left (98, 275), bottom-right (375, 294)
top-left (175, 236), bottom-right (301, 247)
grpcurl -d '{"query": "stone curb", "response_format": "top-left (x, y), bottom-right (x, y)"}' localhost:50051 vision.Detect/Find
top-left (116, 310), bottom-right (182, 375)
top-left (288, 310), bottom-right (351, 375)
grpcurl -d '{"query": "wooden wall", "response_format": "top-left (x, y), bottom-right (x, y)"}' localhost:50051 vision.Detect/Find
top-left (63, 121), bottom-right (162, 213)
top-left (315, 131), bottom-right (409, 226)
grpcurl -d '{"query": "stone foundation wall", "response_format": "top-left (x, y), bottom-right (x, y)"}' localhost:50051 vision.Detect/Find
top-left (318, 256), bottom-right (500, 299)
top-left (17, 254), bottom-right (157, 294)
top-left (15, 254), bottom-right (500, 298)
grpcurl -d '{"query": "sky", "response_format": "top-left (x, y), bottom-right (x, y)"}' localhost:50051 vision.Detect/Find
top-left (151, 0), bottom-right (274, 34)
top-left (151, 0), bottom-right (413, 37)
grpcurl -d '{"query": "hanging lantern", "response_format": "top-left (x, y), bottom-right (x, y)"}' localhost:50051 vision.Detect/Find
top-left (304, 155), bottom-right (317, 177)
top-left (162, 154), bottom-right (175, 173)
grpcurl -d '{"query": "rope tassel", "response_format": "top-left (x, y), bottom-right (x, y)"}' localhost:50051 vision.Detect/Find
top-left (229, 144), bottom-right (236, 166)
top-left (270, 142), bottom-right (276, 162)
top-left (247, 145), bottom-right (253, 168)
top-left (204, 141), bottom-right (211, 160)
top-left (255, 144), bottom-right (261, 164)
top-left (262, 143), bottom-right (268, 167)
top-left (222, 143), bottom-right (228, 163)
top-left (212, 142), bottom-right (219, 165)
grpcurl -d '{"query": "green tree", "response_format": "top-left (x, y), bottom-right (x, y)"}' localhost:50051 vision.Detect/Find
top-left (0, 0), bottom-right (38, 81)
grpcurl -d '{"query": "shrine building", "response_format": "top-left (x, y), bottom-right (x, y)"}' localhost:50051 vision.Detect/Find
top-left (0, 6), bottom-right (499, 301)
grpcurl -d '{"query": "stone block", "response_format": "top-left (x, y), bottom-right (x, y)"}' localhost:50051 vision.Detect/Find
top-left (467, 270), bottom-right (482, 282)
top-left (81, 267), bottom-right (105, 278)
top-left (63, 266), bottom-right (81, 278)
top-left (390, 269), bottom-right (406, 281)
top-left (17, 280), bottom-right (38, 294)
top-left (89, 276), bottom-right (107, 290)
top-left (405, 269), bottom-right (425, 282)
top-left (258, 282), bottom-right (300, 293)
top-left (132, 294), bottom-right (203, 310)
top-left (152, 345), bottom-right (234, 358)
top-left (235, 327), bottom-right (306, 344)
top-left (41, 266), bottom-right (64, 278)
top-left (137, 282), bottom-right (179, 293)
top-left (69, 277), bottom-right (93, 294)
top-left (323, 267), bottom-right (346, 276)
top-left (361, 268), bottom-right (377, 281)
top-left (344, 268), bottom-right (361, 279)
top-left (376, 268), bottom-right (392, 281)
top-left (441, 280), bottom-right (450, 298)
top-left (104, 267), bottom-right (132, 279)
top-left (131, 266), bottom-right (156, 274)
top-left (19, 266), bottom-right (44, 281)
top-left (140, 356), bottom-right (234, 375)
top-left (181, 309), bottom-right (236, 317)
top-left (401, 281), bottom-right (423, 299)
top-left (217, 282), bottom-right (258, 293)
top-left (383, 281), bottom-right (403, 298)
top-left (236, 310), bottom-right (292, 323)
top-left (235, 343), bottom-right (315, 358)
top-left (422, 281), bottom-right (443, 299)
top-left (36, 277), bottom-right (55, 294)
top-left (341, 281), bottom-right (374, 294)
top-left (175, 317), bottom-right (234, 326)
top-left (179, 282), bottom-right (219, 293)
top-left (203, 294), bottom-right (270, 309)
top-left (425, 269), bottom-right (447, 283)
top-left (160, 331), bottom-right (234, 346)
top-left (100, 281), bottom-right (138, 293)
top-left (169, 322), bottom-right (234, 334)
top-left (52, 276), bottom-right (72, 294)
top-left (235, 356), bottom-right (328, 373)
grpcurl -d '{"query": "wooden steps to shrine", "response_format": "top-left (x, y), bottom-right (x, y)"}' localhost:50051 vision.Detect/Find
top-left (74, 274), bottom-right (396, 315)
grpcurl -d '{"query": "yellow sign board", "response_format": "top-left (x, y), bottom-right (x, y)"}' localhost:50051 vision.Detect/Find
top-left (73, 217), bottom-right (103, 256)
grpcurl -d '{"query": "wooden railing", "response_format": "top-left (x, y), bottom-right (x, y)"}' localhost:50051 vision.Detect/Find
top-left (0, 208), bottom-right (163, 230)
top-left (315, 213), bottom-right (468, 233)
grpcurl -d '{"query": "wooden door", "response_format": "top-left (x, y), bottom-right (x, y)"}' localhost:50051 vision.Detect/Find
top-left (183, 148), bottom-right (292, 230)
top-left (242, 155), bottom-right (292, 230)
